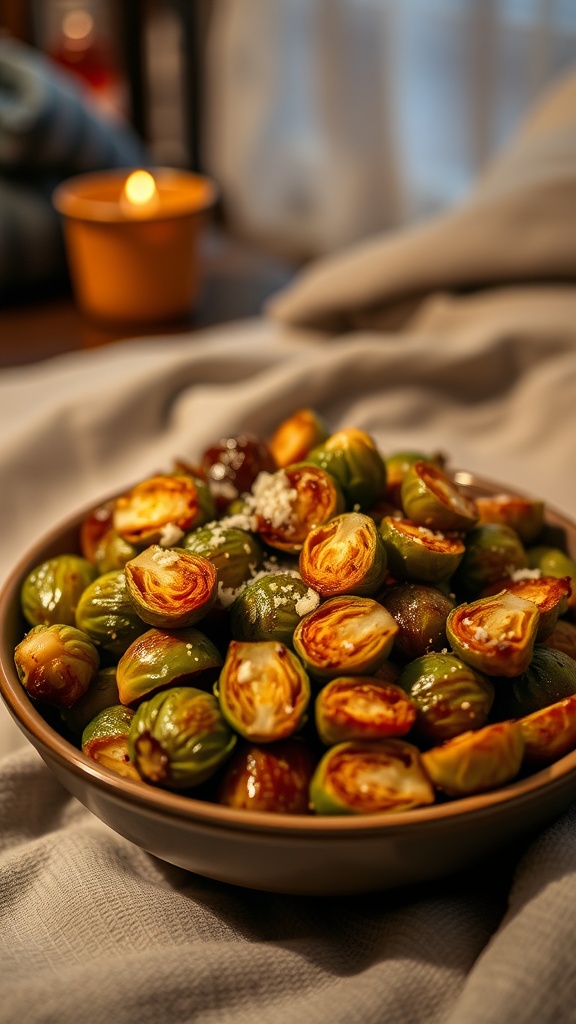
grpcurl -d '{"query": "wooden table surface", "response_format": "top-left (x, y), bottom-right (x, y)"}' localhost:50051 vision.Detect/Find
top-left (0, 231), bottom-right (294, 369)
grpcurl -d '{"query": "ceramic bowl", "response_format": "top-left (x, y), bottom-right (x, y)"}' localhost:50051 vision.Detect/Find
top-left (1, 473), bottom-right (576, 896)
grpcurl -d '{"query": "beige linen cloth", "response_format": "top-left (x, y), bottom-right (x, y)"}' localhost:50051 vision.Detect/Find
top-left (1, 69), bottom-right (576, 1024)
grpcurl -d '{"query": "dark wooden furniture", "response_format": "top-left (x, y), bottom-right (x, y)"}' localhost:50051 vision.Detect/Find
top-left (0, 229), bottom-right (293, 368)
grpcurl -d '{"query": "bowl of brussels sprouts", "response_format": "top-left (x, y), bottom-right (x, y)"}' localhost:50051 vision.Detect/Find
top-left (2, 410), bottom-right (576, 896)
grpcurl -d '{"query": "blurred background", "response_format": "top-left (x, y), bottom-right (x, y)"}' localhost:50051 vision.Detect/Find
top-left (2, 0), bottom-right (576, 265)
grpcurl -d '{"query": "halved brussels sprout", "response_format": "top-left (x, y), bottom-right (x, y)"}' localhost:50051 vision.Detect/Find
top-left (124, 545), bottom-right (217, 628)
top-left (446, 591), bottom-right (540, 677)
top-left (384, 451), bottom-right (446, 509)
top-left (82, 704), bottom-right (140, 780)
top-left (526, 546), bottom-right (576, 610)
top-left (481, 574), bottom-right (571, 641)
top-left (491, 646), bottom-right (576, 720)
top-left (183, 523), bottom-right (263, 596)
top-left (128, 686), bottom-right (236, 789)
top-left (93, 529), bottom-right (139, 573)
top-left (314, 676), bottom-right (416, 745)
top-left (421, 721), bottom-right (524, 797)
top-left (292, 595), bottom-right (398, 679)
top-left (454, 524), bottom-right (527, 596)
top-left (117, 627), bottom-right (223, 705)
top-left (249, 463), bottom-right (345, 553)
top-left (379, 517), bottom-right (465, 584)
top-left (476, 494), bottom-right (545, 545)
top-left (309, 739), bottom-right (435, 815)
top-left (379, 582), bottom-right (455, 662)
top-left (299, 511), bottom-right (387, 597)
top-left (113, 472), bottom-right (215, 548)
top-left (268, 408), bottom-right (329, 468)
top-left (400, 461), bottom-right (479, 532)
top-left (61, 665), bottom-right (120, 738)
top-left (20, 554), bottom-right (97, 628)
top-left (230, 573), bottom-right (320, 646)
top-left (75, 569), bottom-right (149, 657)
top-left (307, 428), bottom-right (386, 510)
top-left (216, 640), bottom-right (310, 742)
top-left (397, 652), bottom-right (494, 742)
top-left (14, 624), bottom-right (99, 709)
top-left (218, 738), bottom-right (316, 813)
top-left (519, 694), bottom-right (576, 765)
top-left (543, 619), bottom-right (576, 661)
top-left (201, 433), bottom-right (277, 512)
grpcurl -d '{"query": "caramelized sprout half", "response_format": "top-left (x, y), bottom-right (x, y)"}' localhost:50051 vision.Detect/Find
top-left (315, 676), bottom-right (417, 745)
top-left (125, 545), bottom-right (217, 628)
top-left (216, 640), bottom-right (310, 743)
top-left (446, 591), bottom-right (540, 677)
top-left (299, 511), bottom-right (387, 597)
top-left (310, 739), bottom-right (435, 815)
top-left (293, 595), bottom-right (398, 679)
top-left (401, 461), bottom-right (479, 532)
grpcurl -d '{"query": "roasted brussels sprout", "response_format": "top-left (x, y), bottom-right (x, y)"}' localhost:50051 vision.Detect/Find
top-left (113, 472), bottom-right (215, 548)
top-left (61, 665), bottom-right (120, 738)
top-left (384, 450), bottom-right (446, 509)
top-left (14, 624), bottom-right (99, 709)
top-left (117, 627), bottom-right (223, 705)
top-left (182, 522), bottom-right (263, 597)
top-left (128, 686), bottom-right (236, 789)
top-left (379, 517), bottom-right (465, 584)
top-left (249, 463), bottom-right (345, 553)
top-left (379, 582), bottom-right (455, 662)
top-left (293, 594), bottom-right (398, 679)
top-left (307, 428), bottom-right (386, 509)
top-left (446, 591), bottom-right (540, 677)
top-left (309, 739), bottom-right (435, 814)
top-left (481, 574), bottom-right (571, 641)
top-left (314, 676), bottom-right (417, 745)
top-left (75, 569), bottom-right (149, 657)
top-left (476, 494), bottom-right (545, 544)
top-left (491, 646), bottom-right (576, 720)
top-left (93, 529), bottom-right (139, 573)
top-left (218, 738), bottom-right (316, 813)
top-left (454, 523), bottom-right (527, 596)
top-left (124, 545), bottom-right (217, 628)
top-left (20, 554), bottom-right (98, 628)
top-left (421, 721), bottom-right (524, 797)
top-left (268, 408), bottom-right (329, 468)
top-left (519, 694), bottom-right (576, 766)
top-left (81, 704), bottom-right (140, 780)
top-left (400, 461), bottom-right (479, 533)
top-left (230, 573), bottom-right (320, 646)
top-left (526, 545), bottom-right (576, 610)
top-left (216, 640), bottom-right (310, 742)
top-left (299, 511), bottom-right (387, 597)
top-left (397, 652), bottom-right (494, 742)
top-left (201, 433), bottom-right (277, 512)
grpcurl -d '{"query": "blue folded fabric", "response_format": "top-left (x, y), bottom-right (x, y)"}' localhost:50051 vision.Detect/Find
top-left (0, 36), bottom-right (147, 297)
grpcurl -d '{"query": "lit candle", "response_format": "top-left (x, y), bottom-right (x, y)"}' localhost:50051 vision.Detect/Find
top-left (120, 169), bottom-right (160, 216)
top-left (52, 167), bottom-right (218, 324)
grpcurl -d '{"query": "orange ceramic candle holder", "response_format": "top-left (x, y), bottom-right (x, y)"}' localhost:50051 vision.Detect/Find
top-left (52, 167), bottom-right (218, 324)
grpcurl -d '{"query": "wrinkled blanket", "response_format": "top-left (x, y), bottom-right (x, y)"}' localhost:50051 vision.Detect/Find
top-left (1, 64), bottom-right (576, 1024)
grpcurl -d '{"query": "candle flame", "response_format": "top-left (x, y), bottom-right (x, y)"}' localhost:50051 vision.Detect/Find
top-left (123, 170), bottom-right (158, 208)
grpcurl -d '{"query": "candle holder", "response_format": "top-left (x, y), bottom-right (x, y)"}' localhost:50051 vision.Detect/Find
top-left (52, 167), bottom-right (218, 324)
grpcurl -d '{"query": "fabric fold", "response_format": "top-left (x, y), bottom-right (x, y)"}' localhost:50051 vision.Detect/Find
top-left (266, 67), bottom-right (576, 332)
